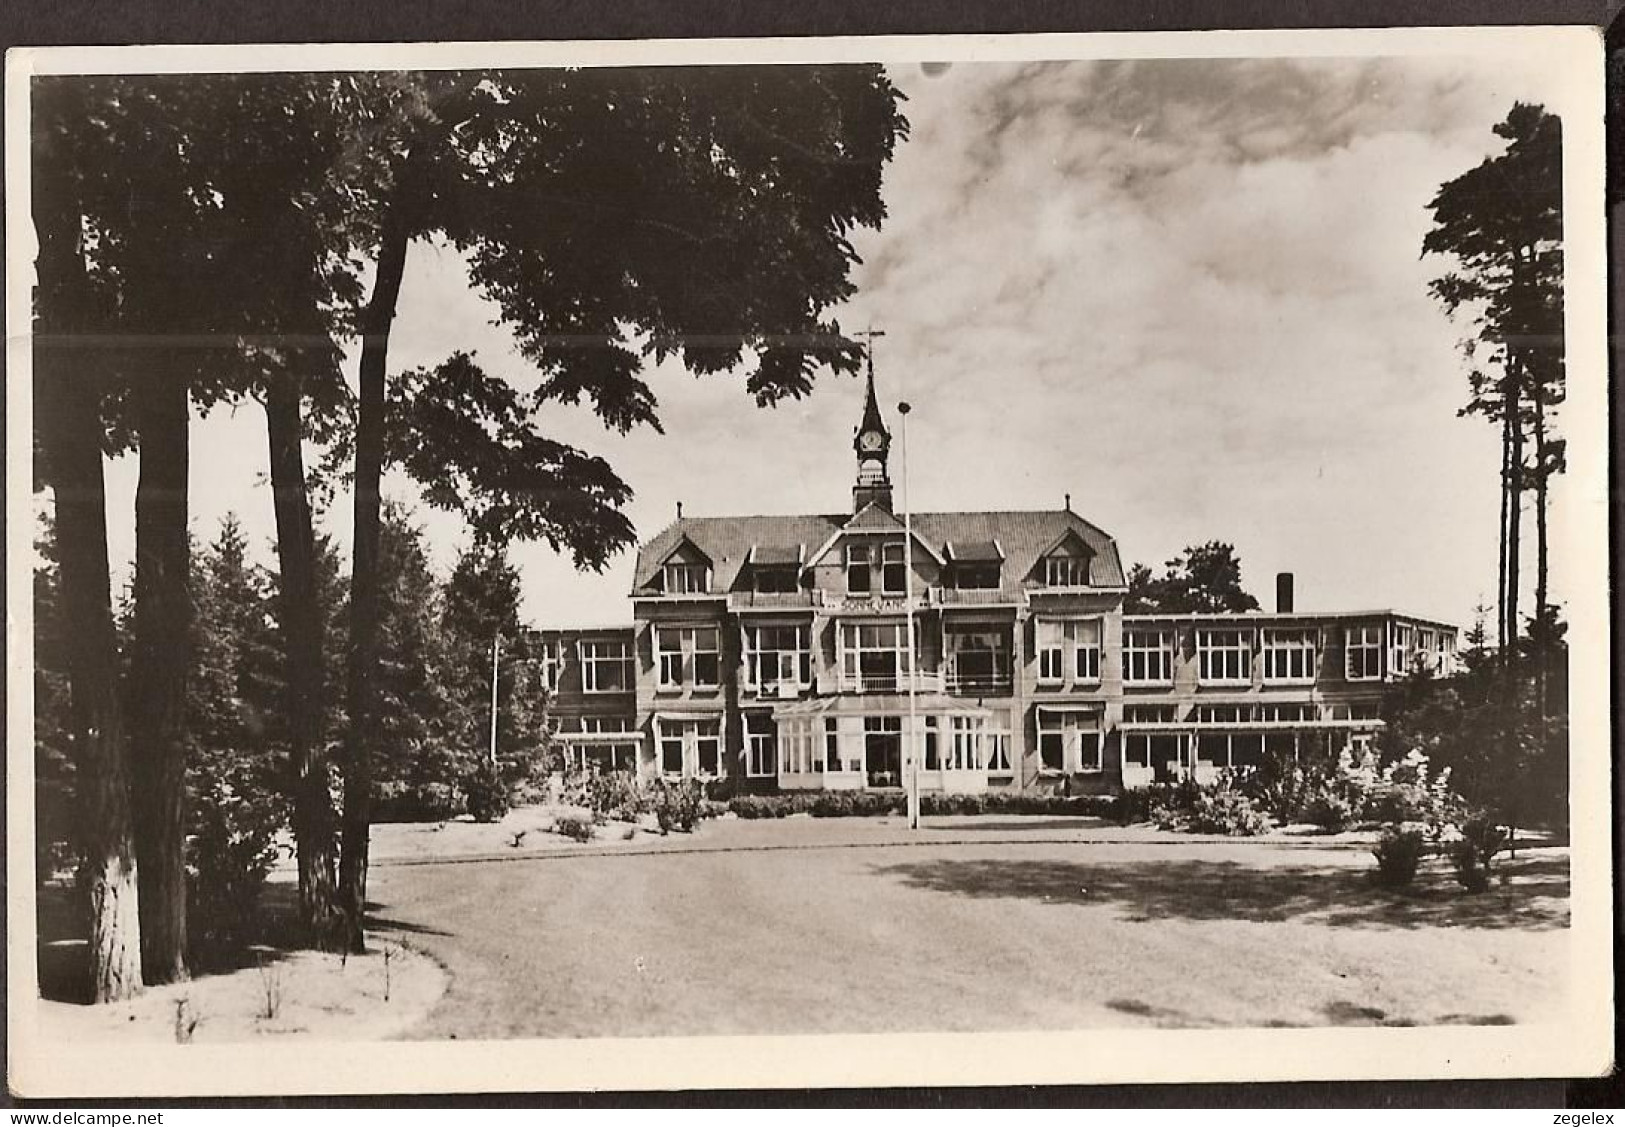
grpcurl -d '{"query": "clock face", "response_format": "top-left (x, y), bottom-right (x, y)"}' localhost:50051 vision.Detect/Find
top-left (859, 430), bottom-right (884, 452)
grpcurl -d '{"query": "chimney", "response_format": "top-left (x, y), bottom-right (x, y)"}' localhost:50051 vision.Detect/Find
top-left (1276, 572), bottom-right (1294, 614)
top-left (676, 501), bottom-right (684, 521)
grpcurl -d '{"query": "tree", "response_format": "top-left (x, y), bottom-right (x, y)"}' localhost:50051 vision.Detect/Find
top-left (1423, 102), bottom-right (1564, 659)
top-left (1125, 541), bottom-right (1261, 614)
top-left (335, 66), bottom-right (907, 949)
top-left (32, 82), bottom-right (147, 1002)
top-left (439, 546), bottom-right (552, 795)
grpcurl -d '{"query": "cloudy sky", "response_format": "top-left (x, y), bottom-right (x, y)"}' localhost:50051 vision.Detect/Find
top-left (102, 49), bottom-right (1579, 631)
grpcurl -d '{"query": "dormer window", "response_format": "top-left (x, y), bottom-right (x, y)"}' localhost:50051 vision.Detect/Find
top-left (663, 562), bottom-right (710, 594)
top-left (1043, 556), bottom-right (1090, 587)
top-left (753, 566), bottom-right (799, 594)
top-left (954, 564), bottom-right (1001, 590)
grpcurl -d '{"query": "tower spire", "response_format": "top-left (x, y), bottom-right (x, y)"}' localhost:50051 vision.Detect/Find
top-left (852, 328), bottom-right (893, 512)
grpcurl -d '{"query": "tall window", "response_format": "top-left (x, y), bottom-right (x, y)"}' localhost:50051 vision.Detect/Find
top-left (846, 543), bottom-right (871, 594)
top-left (1073, 619), bottom-right (1102, 682)
top-left (1043, 555), bottom-right (1089, 587)
top-left (1037, 619), bottom-right (1066, 682)
top-left (840, 621), bottom-right (911, 691)
top-left (1036, 709), bottom-right (1102, 772)
top-left (1261, 629), bottom-right (1316, 683)
top-left (1390, 623), bottom-right (1416, 676)
top-left (945, 628), bottom-right (1010, 692)
top-left (745, 713), bottom-right (777, 777)
top-left (947, 716), bottom-right (985, 771)
top-left (538, 639), bottom-right (563, 691)
top-left (1123, 629), bottom-right (1175, 684)
top-left (1198, 628), bottom-right (1252, 684)
top-left (744, 624), bottom-right (812, 695)
top-left (579, 639), bottom-right (633, 693)
top-left (663, 562), bottom-right (709, 594)
top-left (654, 626), bottom-right (720, 690)
top-left (881, 542), bottom-right (906, 595)
top-left (1345, 625), bottom-right (1383, 680)
top-left (985, 727), bottom-right (1012, 774)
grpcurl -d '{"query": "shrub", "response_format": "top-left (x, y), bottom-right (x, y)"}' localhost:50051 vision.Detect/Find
top-left (463, 760), bottom-right (511, 824)
top-left (1116, 787), bottom-right (1154, 825)
top-left (555, 815), bottom-right (595, 843)
top-left (186, 772), bottom-right (285, 963)
top-left (585, 769), bottom-right (646, 823)
top-left (374, 779), bottom-right (461, 823)
top-left (1448, 812), bottom-right (1508, 893)
top-left (1151, 774), bottom-right (1273, 836)
top-left (1372, 823), bottom-right (1428, 887)
top-left (649, 777), bottom-right (707, 833)
top-left (1301, 784), bottom-right (1355, 833)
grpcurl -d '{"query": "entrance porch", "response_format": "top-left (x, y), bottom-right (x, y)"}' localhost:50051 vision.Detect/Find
top-left (772, 693), bottom-right (1009, 794)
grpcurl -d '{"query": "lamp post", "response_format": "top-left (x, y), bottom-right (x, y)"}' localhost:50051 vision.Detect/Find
top-left (488, 633), bottom-right (501, 768)
top-left (899, 400), bottom-right (920, 831)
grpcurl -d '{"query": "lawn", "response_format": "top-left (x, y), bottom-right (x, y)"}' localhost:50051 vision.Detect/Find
top-left (362, 816), bottom-right (1570, 1038)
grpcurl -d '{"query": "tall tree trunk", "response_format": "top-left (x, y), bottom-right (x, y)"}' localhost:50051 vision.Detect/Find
top-left (339, 188), bottom-right (414, 954)
top-left (129, 373), bottom-right (191, 985)
top-left (34, 223), bottom-right (145, 1003)
top-left (265, 375), bottom-right (342, 949)
top-left (1504, 370), bottom-right (1523, 657)
top-left (1531, 368), bottom-right (1551, 719)
top-left (1496, 404), bottom-right (1511, 658)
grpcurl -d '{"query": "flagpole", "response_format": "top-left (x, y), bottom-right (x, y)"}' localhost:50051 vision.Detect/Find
top-left (899, 400), bottom-right (920, 831)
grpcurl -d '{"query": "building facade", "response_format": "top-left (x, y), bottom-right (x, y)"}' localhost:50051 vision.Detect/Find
top-left (538, 372), bottom-right (1458, 794)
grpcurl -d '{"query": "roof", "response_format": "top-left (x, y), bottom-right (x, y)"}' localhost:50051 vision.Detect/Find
top-left (631, 507), bottom-right (1126, 595)
top-left (750, 543), bottom-right (803, 566)
top-left (945, 539), bottom-right (1003, 562)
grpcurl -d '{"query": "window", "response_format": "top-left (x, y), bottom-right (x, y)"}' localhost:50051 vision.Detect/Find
top-left (947, 716), bottom-right (984, 771)
top-left (744, 624), bottom-right (812, 695)
top-left (1037, 619), bottom-right (1065, 683)
top-left (579, 640), bottom-right (633, 693)
top-left (881, 542), bottom-right (907, 595)
top-left (839, 621), bottom-right (911, 691)
top-left (753, 566), bottom-right (799, 594)
top-left (1043, 555), bottom-right (1090, 587)
top-left (1037, 709), bottom-right (1102, 772)
top-left (1036, 619), bottom-right (1101, 683)
top-left (1123, 629), bottom-right (1175, 684)
top-left (1121, 704), bottom-right (1180, 770)
top-left (657, 718), bottom-right (722, 778)
top-left (745, 713), bottom-right (777, 777)
top-left (945, 628), bottom-right (1010, 692)
top-left (1198, 629), bottom-right (1252, 684)
top-left (569, 741), bottom-right (639, 774)
top-left (821, 717), bottom-right (838, 772)
top-left (1391, 623), bottom-right (1416, 676)
top-left (1257, 702), bottom-right (1315, 723)
top-left (1194, 703), bottom-right (1253, 724)
top-left (659, 725), bottom-right (684, 775)
top-left (924, 716), bottom-right (940, 770)
top-left (1073, 619), bottom-right (1102, 682)
top-left (538, 640), bottom-right (563, 691)
top-left (654, 626), bottom-right (720, 690)
top-left (985, 727), bottom-right (1012, 774)
top-left (663, 562), bottom-right (709, 594)
top-left (1345, 625), bottom-right (1383, 680)
top-left (953, 564), bottom-right (1001, 589)
top-left (1262, 629), bottom-right (1316, 683)
top-left (846, 543), bottom-right (871, 594)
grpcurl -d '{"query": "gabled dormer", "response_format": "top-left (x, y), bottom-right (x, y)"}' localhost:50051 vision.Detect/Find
top-left (657, 537), bottom-right (713, 595)
top-left (807, 503), bottom-right (944, 598)
top-left (944, 539), bottom-right (1005, 590)
top-left (742, 543), bottom-right (804, 594)
top-left (1032, 529), bottom-right (1096, 588)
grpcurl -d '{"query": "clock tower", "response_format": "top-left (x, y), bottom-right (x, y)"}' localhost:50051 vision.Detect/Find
top-left (852, 358), bottom-right (894, 512)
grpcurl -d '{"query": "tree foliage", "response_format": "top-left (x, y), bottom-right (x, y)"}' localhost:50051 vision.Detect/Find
top-left (1125, 541), bottom-right (1261, 614)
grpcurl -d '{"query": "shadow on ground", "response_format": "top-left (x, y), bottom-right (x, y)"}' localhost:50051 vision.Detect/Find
top-left (872, 853), bottom-right (1569, 930)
